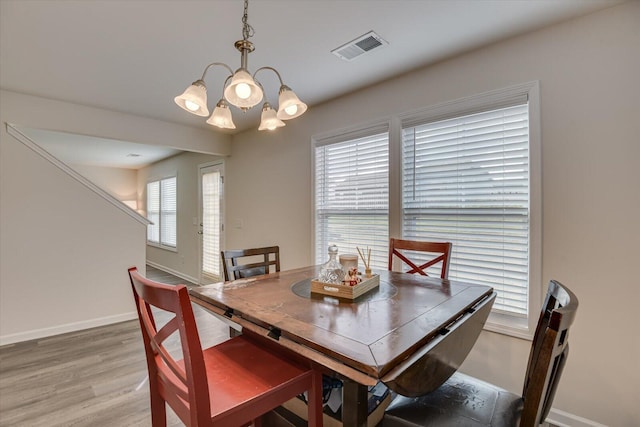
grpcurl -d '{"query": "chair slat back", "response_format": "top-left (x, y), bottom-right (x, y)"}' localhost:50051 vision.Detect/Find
top-left (520, 280), bottom-right (578, 426)
top-left (128, 267), bottom-right (211, 426)
top-left (388, 238), bottom-right (452, 279)
top-left (221, 245), bottom-right (280, 281)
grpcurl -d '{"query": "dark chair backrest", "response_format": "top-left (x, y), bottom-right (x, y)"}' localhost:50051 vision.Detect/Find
top-left (521, 280), bottom-right (578, 426)
top-left (388, 238), bottom-right (452, 279)
top-left (128, 267), bottom-right (211, 426)
top-left (221, 245), bottom-right (280, 281)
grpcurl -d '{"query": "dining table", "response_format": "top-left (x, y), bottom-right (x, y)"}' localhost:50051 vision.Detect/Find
top-left (189, 265), bottom-right (496, 427)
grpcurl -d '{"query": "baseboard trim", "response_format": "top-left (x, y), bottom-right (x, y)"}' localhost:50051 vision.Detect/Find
top-left (547, 408), bottom-right (607, 427)
top-left (1, 265), bottom-right (199, 346)
top-left (0, 312), bottom-right (138, 346)
top-left (145, 261), bottom-right (200, 285)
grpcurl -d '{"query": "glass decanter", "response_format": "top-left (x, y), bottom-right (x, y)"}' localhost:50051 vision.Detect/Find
top-left (318, 244), bottom-right (345, 285)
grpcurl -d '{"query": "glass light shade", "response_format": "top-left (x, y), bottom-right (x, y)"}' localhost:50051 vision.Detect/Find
top-left (206, 99), bottom-right (236, 129)
top-left (174, 80), bottom-right (209, 117)
top-left (223, 69), bottom-right (263, 109)
top-left (258, 103), bottom-right (285, 131)
top-left (276, 85), bottom-right (307, 120)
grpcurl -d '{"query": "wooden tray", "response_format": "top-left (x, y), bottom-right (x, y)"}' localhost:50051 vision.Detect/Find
top-left (311, 274), bottom-right (380, 300)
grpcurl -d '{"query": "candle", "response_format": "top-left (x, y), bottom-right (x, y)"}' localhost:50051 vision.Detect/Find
top-left (339, 254), bottom-right (358, 273)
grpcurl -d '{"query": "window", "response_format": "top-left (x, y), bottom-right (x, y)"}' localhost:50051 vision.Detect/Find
top-left (313, 82), bottom-right (540, 337)
top-left (314, 128), bottom-right (389, 269)
top-left (402, 104), bottom-right (530, 317)
top-left (147, 176), bottom-right (177, 249)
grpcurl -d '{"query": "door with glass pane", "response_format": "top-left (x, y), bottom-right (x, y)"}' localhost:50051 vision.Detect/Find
top-left (198, 162), bottom-right (224, 283)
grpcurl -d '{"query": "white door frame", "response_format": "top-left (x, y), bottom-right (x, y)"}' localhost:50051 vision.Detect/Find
top-left (197, 161), bottom-right (224, 284)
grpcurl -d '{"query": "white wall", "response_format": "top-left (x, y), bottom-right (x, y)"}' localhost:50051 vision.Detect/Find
top-left (72, 164), bottom-right (138, 202)
top-left (138, 152), bottom-right (223, 282)
top-left (225, 130), bottom-right (314, 267)
top-left (0, 131), bottom-right (147, 343)
top-left (0, 90), bottom-right (232, 344)
top-left (225, 3), bottom-right (640, 426)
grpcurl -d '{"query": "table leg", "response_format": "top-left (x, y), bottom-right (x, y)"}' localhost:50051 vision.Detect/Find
top-left (342, 379), bottom-right (368, 427)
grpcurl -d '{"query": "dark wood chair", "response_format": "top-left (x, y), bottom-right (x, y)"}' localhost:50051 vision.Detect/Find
top-left (388, 238), bottom-right (453, 279)
top-left (221, 245), bottom-right (280, 281)
top-left (382, 280), bottom-right (579, 427)
top-left (128, 267), bottom-right (322, 427)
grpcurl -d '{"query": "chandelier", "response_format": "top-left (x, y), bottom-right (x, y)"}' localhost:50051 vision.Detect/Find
top-left (174, 0), bottom-right (307, 131)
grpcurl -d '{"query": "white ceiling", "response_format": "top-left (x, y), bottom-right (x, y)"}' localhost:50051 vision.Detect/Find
top-left (0, 0), bottom-right (623, 167)
top-left (16, 127), bottom-right (182, 170)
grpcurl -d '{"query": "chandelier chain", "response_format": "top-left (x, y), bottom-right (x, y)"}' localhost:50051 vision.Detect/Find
top-left (242, 0), bottom-right (255, 41)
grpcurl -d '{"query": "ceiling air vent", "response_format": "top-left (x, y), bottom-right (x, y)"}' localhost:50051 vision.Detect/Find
top-left (331, 31), bottom-right (388, 61)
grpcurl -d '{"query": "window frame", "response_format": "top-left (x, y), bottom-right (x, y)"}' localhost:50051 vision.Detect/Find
top-left (146, 174), bottom-right (178, 252)
top-left (312, 122), bottom-right (391, 270)
top-left (312, 82), bottom-right (541, 339)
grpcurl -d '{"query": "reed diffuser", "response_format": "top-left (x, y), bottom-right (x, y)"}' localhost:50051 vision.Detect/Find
top-left (356, 246), bottom-right (372, 278)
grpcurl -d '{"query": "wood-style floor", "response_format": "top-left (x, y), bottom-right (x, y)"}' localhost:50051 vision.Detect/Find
top-left (0, 266), bottom-right (231, 427)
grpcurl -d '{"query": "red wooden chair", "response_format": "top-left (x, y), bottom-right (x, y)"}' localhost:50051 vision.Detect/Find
top-left (388, 238), bottom-right (453, 279)
top-left (383, 280), bottom-right (579, 427)
top-left (128, 267), bottom-right (323, 426)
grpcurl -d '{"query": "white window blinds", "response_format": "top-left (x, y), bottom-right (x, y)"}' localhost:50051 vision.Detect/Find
top-left (147, 176), bottom-right (177, 249)
top-left (202, 170), bottom-right (221, 278)
top-left (315, 131), bottom-right (389, 269)
top-left (146, 181), bottom-right (160, 243)
top-left (402, 103), bottom-right (530, 316)
top-left (160, 177), bottom-right (177, 247)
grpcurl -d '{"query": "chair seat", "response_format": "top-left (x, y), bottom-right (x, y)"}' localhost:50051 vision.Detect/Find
top-left (383, 280), bottom-right (578, 427)
top-left (129, 267), bottom-right (322, 427)
top-left (203, 335), bottom-right (313, 423)
top-left (382, 372), bottom-right (523, 427)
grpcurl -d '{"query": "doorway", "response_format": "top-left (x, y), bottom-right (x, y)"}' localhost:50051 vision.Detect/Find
top-left (198, 161), bottom-right (224, 283)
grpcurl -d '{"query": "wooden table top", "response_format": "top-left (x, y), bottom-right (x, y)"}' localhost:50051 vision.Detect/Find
top-left (189, 265), bottom-right (493, 382)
